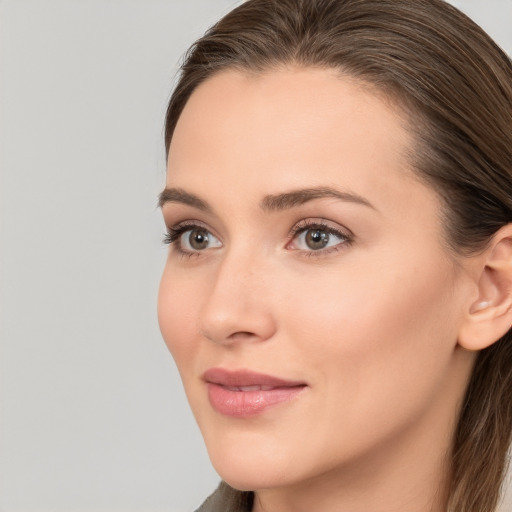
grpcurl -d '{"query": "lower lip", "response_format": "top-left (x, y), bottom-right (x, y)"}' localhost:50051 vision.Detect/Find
top-left (207, 383), bottom-right (306, 418)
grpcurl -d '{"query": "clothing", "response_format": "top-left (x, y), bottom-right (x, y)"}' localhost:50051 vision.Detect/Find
top-left (195, 482), bottom-right (254, 512)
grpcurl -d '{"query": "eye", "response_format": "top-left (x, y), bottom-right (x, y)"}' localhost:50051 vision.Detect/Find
top-left (164, 224), bottom-right (222, 254)
top-left (288, 221), bottom-right (352, 253)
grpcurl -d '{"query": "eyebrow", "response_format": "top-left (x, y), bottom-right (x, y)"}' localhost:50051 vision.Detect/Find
top-left (158, 187), bottom-right (211, 211)
top-left (260, 187), bottom-right (376, 212)
top-left (158, 186), bottom-right (376, 212)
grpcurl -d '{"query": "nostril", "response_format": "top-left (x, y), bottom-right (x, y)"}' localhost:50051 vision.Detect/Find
top-left (228, 331), bottom-right (257, 341)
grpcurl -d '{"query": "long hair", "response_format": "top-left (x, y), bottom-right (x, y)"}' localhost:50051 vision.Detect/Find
top-left (164, 1), bottom-right (512, 510)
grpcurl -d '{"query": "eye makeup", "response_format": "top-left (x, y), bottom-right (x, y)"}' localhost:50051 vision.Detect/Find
top-left (163, 216), bottom-right (354, 260)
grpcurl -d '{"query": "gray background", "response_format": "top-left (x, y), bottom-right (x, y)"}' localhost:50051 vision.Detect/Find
top-left (1, 1), bottom-right (511, 511)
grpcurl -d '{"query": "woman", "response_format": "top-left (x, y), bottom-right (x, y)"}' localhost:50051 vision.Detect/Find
top-left (158, 1), bottom-right (512, 511)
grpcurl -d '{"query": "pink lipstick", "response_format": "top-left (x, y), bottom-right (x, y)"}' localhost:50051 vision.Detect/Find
top-left (203, 368), bottom-right (307, 418)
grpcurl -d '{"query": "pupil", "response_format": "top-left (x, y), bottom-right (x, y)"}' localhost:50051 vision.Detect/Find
top-left (190, 229), bottom-right (209, 250)
top-left (306, 229), bottom-right (329, 249)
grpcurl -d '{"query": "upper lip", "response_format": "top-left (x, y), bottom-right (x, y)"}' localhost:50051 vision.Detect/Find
top-left (203, 368), bottom-right (306, 388)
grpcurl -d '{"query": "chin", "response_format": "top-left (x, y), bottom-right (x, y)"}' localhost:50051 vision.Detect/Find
top-left (204, 428), bottom-right (299, 491)
top-left (212, 458), bottom-right (292, 492)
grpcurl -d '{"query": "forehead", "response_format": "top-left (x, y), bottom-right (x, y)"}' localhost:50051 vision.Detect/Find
top-left (166, 67), bottom-right (425, 214)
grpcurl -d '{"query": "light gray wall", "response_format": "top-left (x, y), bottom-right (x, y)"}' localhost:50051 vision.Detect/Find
top-left (0, 1), bottom-right (511, 511)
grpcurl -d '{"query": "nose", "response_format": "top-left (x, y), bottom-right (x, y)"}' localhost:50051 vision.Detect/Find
top-left (199, 249), bottom-right (277, 346)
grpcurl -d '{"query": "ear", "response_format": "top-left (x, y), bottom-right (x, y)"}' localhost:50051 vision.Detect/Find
top-left (458, 224), bottom-right (512, 351)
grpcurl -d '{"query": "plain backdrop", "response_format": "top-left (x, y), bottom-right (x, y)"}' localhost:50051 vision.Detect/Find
top-left (0, 1), bottom-right (511, 511)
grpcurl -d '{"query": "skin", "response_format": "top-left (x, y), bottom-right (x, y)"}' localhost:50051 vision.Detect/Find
top-left (158, 68), bottom-right (481, 512)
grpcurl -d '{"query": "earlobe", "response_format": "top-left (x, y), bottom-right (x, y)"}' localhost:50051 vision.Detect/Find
top-left (458, 224), bottom-right (512, 351)
top-left (469, 300), bottom-right (491, 313)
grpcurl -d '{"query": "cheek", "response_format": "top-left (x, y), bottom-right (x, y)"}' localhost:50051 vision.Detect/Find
top-left (157, 267), bottom-right (201, 370)
top-left (281, 253), bottom-right (460, 425)
top-left (284, 253), bottom-right (456, 346)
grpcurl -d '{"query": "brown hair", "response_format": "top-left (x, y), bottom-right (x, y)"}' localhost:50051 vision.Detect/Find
top-left (164, 1), bottom-right (512, 510)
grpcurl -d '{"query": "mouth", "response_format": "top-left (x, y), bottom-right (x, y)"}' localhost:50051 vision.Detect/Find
top-left (203, 368), bottom-right (307, 418)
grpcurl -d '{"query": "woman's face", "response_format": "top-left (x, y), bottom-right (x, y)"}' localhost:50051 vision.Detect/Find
top-left (158, 68), bottom-right (475, 492)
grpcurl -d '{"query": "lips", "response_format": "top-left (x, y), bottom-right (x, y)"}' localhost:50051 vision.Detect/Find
top-left (203, 368), bottom-right (307, 418)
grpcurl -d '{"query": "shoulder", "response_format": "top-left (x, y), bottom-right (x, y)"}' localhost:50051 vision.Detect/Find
top-left (195, 482), bottom-right (254, 512)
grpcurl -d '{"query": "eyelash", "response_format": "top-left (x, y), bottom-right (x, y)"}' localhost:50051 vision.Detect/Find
top-left (287, 219), bottom-right (353, 256)
top-left (163, 222), bottom-right (197, 245)
top-left (163, 221), bottom-right (211, 258)
top-left (163, 219), bottom-right (353, 258)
